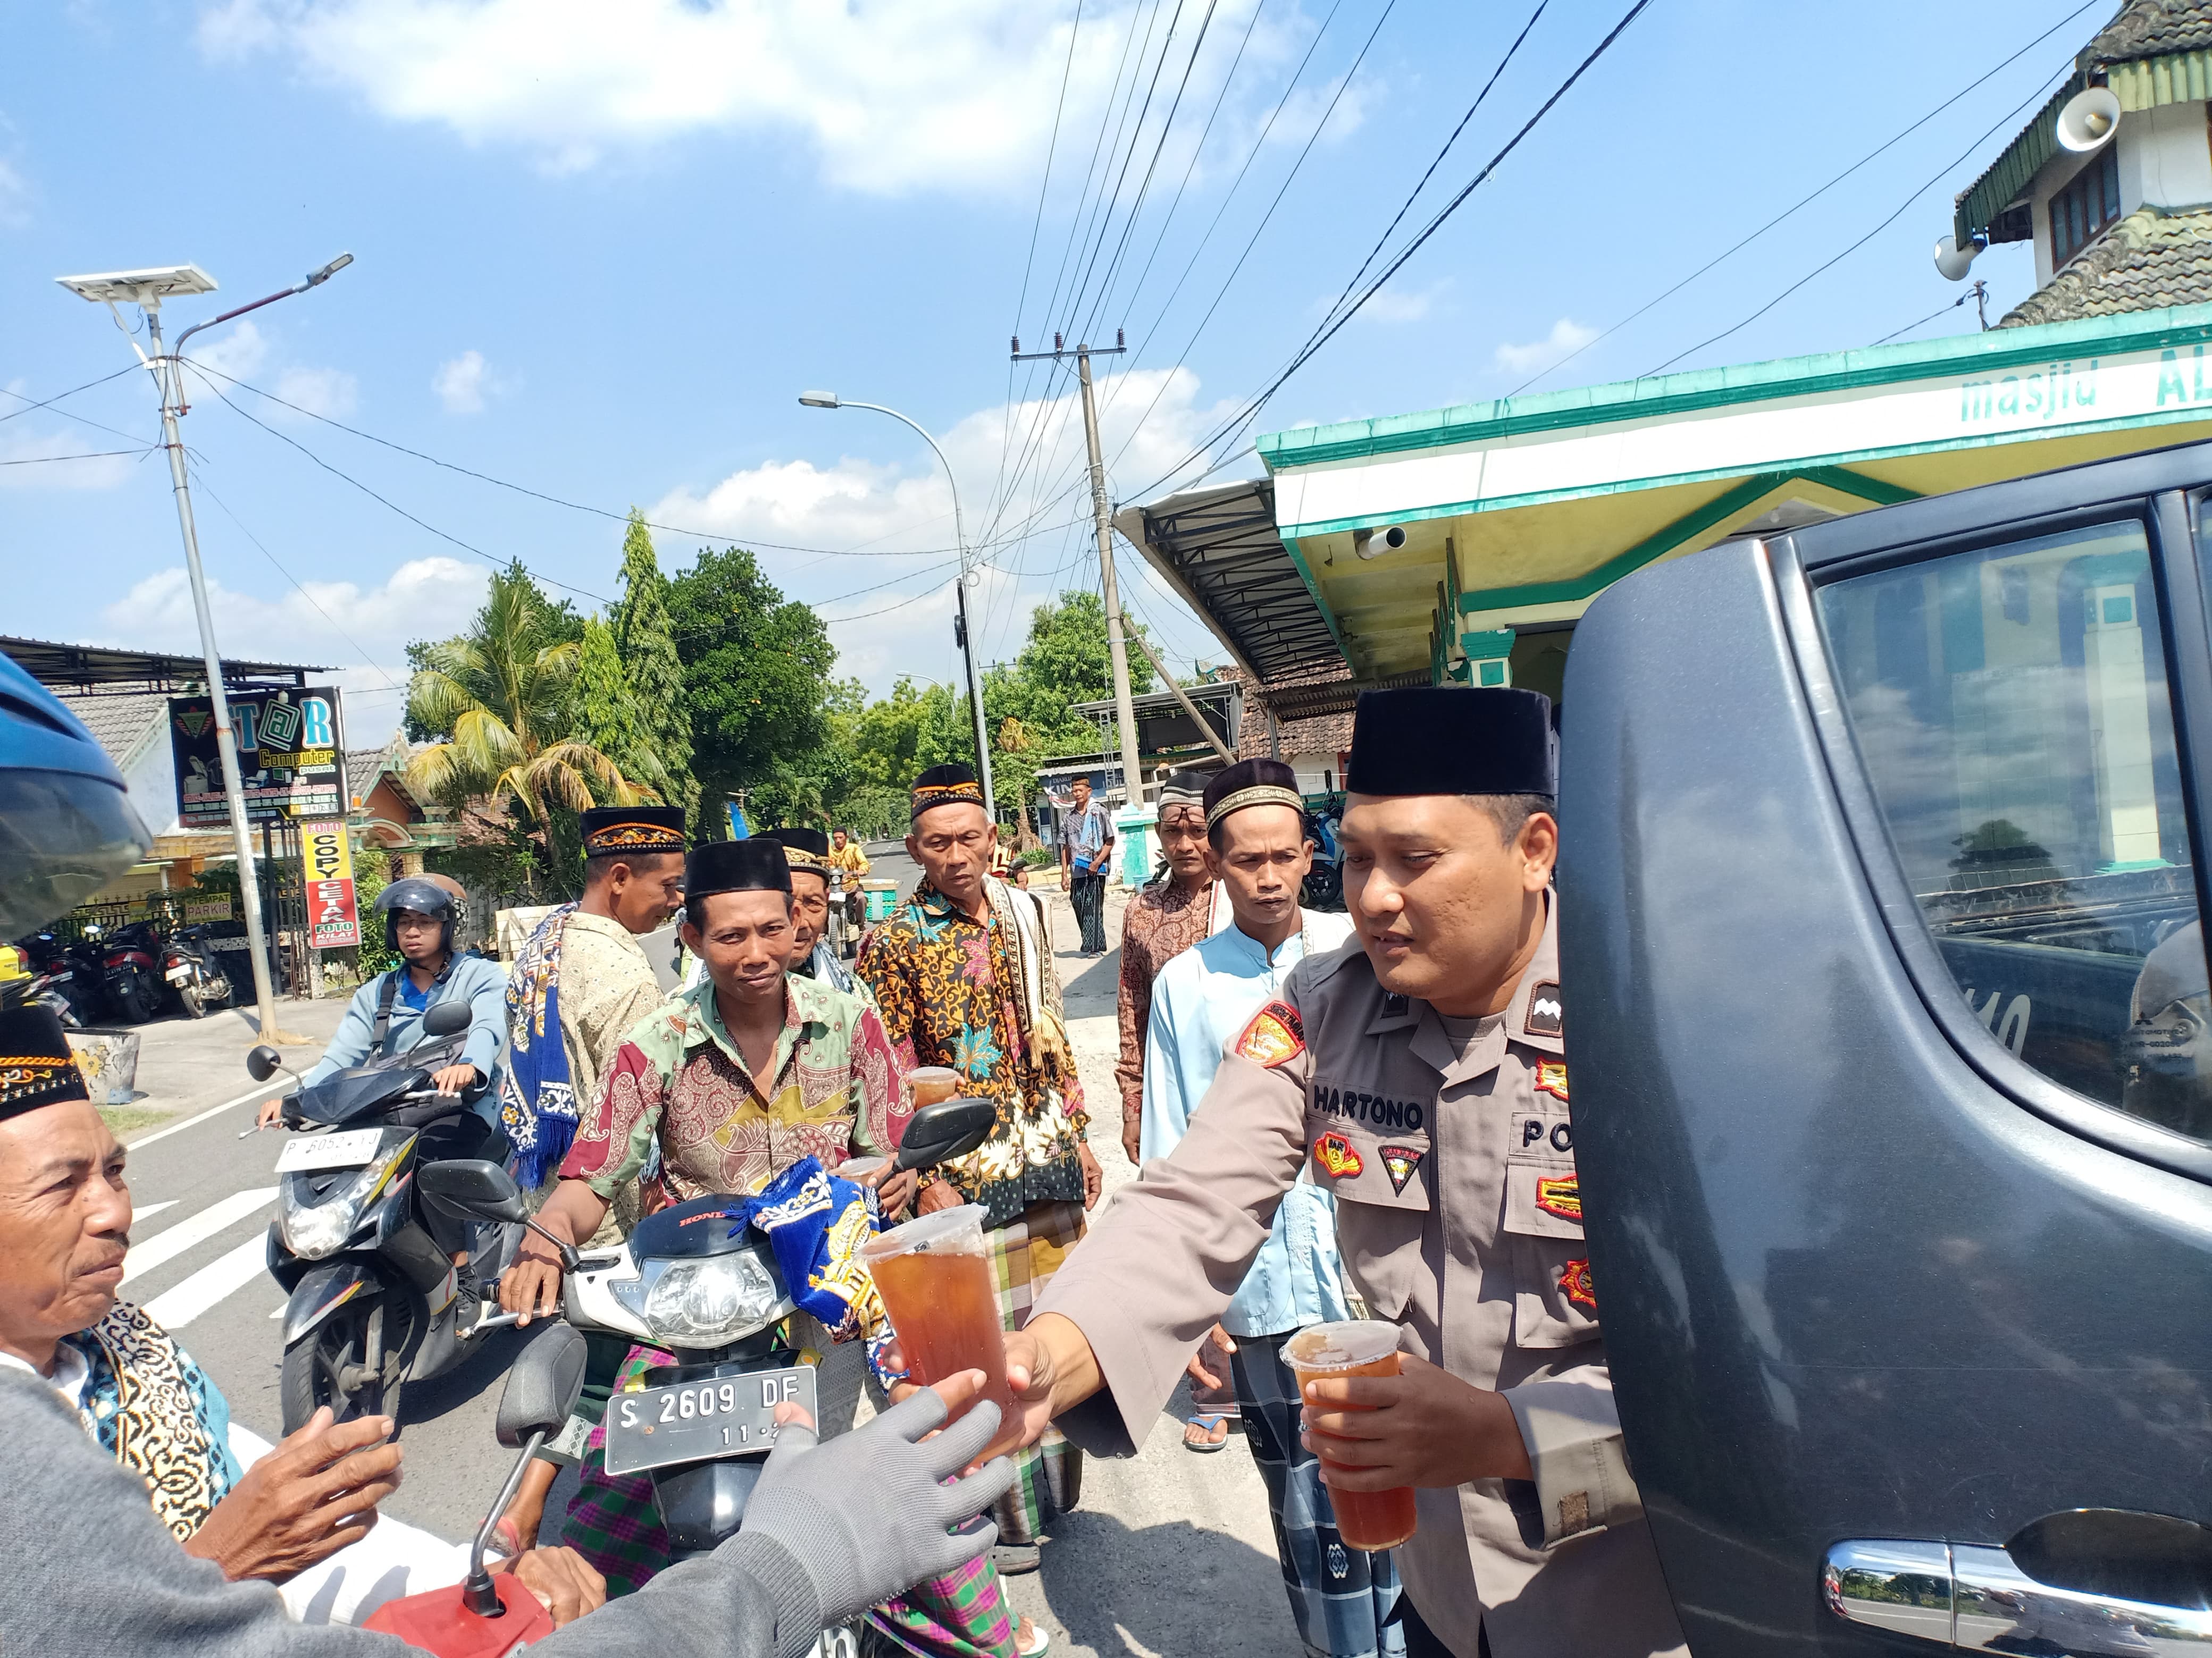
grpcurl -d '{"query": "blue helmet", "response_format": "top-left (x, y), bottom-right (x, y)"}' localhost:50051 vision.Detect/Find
top-left (0, 653), bottom-right (154, 939)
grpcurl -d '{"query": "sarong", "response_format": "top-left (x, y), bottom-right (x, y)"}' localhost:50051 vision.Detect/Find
top-left (1233, 1330), bottom-right (1406, 1658)
top-left (989, 1198), bottom-right (1086, 1543)
top-left (562, 1322), bottom-right (1015, 1658)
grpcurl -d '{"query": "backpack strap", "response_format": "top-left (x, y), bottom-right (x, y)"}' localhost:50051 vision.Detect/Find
top-left (369, 968), bottom-right (403, 1052)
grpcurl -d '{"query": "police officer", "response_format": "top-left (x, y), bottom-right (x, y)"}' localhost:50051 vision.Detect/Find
top-left (990, 686), bottom-right (1686, 1658)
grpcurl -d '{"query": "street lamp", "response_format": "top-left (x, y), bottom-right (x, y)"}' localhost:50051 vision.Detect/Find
top-left (798, 391), bottom-right (996, 822)
top-left (56, 253), bottom-right (355, 1043)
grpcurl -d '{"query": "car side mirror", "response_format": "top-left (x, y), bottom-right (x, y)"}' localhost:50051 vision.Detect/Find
top-left (246, 1045), bottom-right (284, 1083)
top-left (420, 1159), bottom-right (529, 1224)
top-left (421, 999), bottom-right (472, 1038)
top-left (894, 1095), bottom-right (1000, 1173)
top-left (496, 1324), bottom-right (588, 1447)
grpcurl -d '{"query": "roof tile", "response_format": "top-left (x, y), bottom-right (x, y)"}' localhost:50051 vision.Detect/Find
top-left (1999, 204), bottom-right (2212, 326)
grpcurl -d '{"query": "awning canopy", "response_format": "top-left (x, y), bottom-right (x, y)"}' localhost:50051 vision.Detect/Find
top-left (3, 635), bottom-right (324, 693)
top-left (1245, 300), bottom-right (2212, 682)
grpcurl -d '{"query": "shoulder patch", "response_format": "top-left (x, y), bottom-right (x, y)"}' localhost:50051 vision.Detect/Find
top-left (1379, 1144), bottom-right (1424, 1194)
top-left (1312, 1131), bottom-right (1363, 1179)
top-left (1535, 1059), bottom-right (1569, 1102)
top-left (1524, 981), bottom-right (1563, 1039)
top-left (1561, 1257), bottom-right (1597, 1313)
top-left (1235, 999), bottom-right (1306, 1067)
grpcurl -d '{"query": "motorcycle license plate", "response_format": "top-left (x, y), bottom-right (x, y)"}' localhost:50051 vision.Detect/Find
top-left (602, 1366), bottom-right (818, 1477)
top-left (274, 1127), bottom-right (387, 1174)
top-left (165, 965), bottom-right (191, 983)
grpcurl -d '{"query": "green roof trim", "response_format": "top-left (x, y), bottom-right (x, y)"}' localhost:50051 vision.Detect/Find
top-left (1278, 535), bottom-right (1351, 662)
top-left (1450, 467), bottom-right (1920, 619)
top-left (1257, 301), bottom-right (2212, 476)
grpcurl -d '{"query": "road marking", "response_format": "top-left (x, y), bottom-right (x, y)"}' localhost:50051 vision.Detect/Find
top-left (144, 1233), bottom-right (272, 1329)
top-left (134, 1200), bottom-right (178, 1222)
top-left (122, 1187), bottom-right (278, 1286)
top-left (127, 1080), bottom-right (289, 1150)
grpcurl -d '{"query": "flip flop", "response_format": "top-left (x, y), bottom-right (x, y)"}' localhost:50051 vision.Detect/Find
top-left (1183, 1411), bottom-right (1233, 1453)
top-left (1016, 1624), bottom-right (1053, 1657)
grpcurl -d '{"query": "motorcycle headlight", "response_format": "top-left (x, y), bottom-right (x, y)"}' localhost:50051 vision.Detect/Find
top-left (278, 1132), bottom-right (415, 1261)
top-left (628, 1253), bottom-right (785, 1346)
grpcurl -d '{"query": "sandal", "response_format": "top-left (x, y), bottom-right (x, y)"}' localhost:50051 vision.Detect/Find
top-left (1183, 1411), bottom-right (1233, 1453)
top-left (1015, 1621), bottom-right (1052, 1657)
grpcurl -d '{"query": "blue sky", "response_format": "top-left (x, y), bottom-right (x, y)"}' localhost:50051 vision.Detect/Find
top-left (4, 0), bottom-right (2098, 744)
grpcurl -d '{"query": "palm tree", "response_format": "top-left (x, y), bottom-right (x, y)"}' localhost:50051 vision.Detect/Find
top-left (404, 570), bottom-right (655, 833)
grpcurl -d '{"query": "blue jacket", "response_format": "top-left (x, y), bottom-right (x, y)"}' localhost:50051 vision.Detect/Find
top-left (304, 952), bottom-right (508, 1122)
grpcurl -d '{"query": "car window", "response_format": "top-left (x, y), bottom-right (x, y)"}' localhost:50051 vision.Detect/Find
top-left (1817, 519), bottom-right (2212, 1141)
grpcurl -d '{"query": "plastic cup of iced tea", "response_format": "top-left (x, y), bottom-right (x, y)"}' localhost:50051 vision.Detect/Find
top-left (908, 1067), bottom-right (961, 1109)
top-left (837, 1155), bottom-right (889, 1221)
top-left (1286, 1319), bottom-right (1419, 1551)
top-left (862, 1203), bottom-right (1017, 1461)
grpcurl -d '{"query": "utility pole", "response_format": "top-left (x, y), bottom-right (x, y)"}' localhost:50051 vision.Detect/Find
top-left (1012, 331), bottom-right (1142, 809)
top-left (57, 257), bottom-right (352, 1045)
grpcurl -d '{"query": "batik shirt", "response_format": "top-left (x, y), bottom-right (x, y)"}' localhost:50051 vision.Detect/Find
top-left (560, 971), bottom-right (903, 1204)
top-left (858, 879), bottom-right (1088, 1227)
top-left (1115, 875), bottom-right (1224, 1122)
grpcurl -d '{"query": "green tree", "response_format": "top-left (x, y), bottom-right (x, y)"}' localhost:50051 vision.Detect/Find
top-left (981, 590), bottom-right (1157, 829)
top-left (403, 565), bottom-right (649, 889)
top-left (575, 616), bottom-right (673, 802)
top-left (611, 511), bottom-right (699, 823)
top-left (667, 545), bottom-right (836, 832)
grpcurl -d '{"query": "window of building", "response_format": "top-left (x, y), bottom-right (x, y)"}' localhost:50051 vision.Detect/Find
top-left (2050, 146), bottom-right (2122, 269)
top-left (1817, 520), bottom-right (2212, 1142)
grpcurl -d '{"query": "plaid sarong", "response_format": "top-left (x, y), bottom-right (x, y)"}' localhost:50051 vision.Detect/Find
top-left (1233, 1330), bottom-right (1407, 1658)
top-left (990, 1199), bottom-right (1086, 1543)
top-left (563, 1336), bottom-right (1015, 1658)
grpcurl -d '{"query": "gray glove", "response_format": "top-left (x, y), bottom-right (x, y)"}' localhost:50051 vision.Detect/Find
top-left (723, 1388), bottom-right (1014, 1658)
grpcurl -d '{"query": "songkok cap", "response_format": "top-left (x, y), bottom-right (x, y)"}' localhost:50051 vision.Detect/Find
top-left (1156, 768), bottom-right (1216, 812)
top-left (759, 826), bottom-right (830, 875)
top-left (910, 763), bottom-right (984, 821)
top-left (1347, 687), bottom-right (1556, 798)
top-left (0, 1001), bottom-right (90, 1121)
top-left (684, 837), bottom-right (793, 901)
top-left (1204, 758), bottom-right (1305, 829)
top-left (581, 804), bottom-right (688, 857)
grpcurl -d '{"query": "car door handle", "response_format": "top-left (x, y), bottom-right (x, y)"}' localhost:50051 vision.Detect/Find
top-left (1825, 1536), bottom-right (2212, 1650)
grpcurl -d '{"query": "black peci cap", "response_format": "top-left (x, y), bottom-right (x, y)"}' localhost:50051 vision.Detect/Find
top-left (759, 826), bottom-right (831, 873)
top-left (1346, 687), bottom-right (1556, 797)
top-left (0, 1001), bottom-right (90, 1121)
top-left (685, 837), bottom-right (794, 900)
top-left (1202, 758), bottom-right (1305, 828)
top-left (910, 763), bottom-right (984, 821)
top-left (581, 805), bottom-right (688, 856)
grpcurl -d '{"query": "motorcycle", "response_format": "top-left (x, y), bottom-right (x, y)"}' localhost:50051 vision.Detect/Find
top-left (363, 1323), bottom-right (590, 1656)
top-left (248, 998), bottom-right (523, 1431)
top-left (161, 923), bottom-right (234, 1020)
top-left (421, 1095), bottom-right (998, 1590)
top-left (18, 928), bottom-right (106, 1025)
top-left (100, 918), bottom-right (167, 1023)
top-left (1300, 792), bottom-right (1348, 913)
top-left (825, 869), bottom-right (849, 960)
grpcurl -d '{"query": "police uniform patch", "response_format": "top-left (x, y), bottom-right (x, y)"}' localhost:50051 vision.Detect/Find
top-left (1535, 1059), bottom-right (1569, 1101)
top-left (1561, 1257), bottom-right (1597, 1312)
top-left (1236, 999), bottom-right (1306, 1067)
top-left (1535, 1173), bottom-right (1581, 1222)
top-left (1379, 1144), bottom-right (1424, 1195)
top-left (1525, 981), bottom-right (1563, 1039)
top-left (1312, 1132), bottom-right (1363, 1179)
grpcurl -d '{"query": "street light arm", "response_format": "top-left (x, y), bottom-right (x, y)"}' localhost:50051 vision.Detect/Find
top-left (827, 400), bottom-right (965, 562)
top-left (173, 253), bottom-right (353, 355)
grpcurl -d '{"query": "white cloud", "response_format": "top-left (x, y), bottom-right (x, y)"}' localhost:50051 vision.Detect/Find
top-left (1355, 278), bottom-right (1446, 325)
top-left (274, 364), bottom-right (358, 418)
top-left (180, 319), bottom-right (357, 420)
top-left (0, 420), bottom-right (145, 491)
top-left (432, 349), bottom-right (498, 414)
top-left (195, 0), bottom-right (1307, 195)
top-left (649, 363), bottom-right (1234, 693)
top-left (0, 156), bottom-right (29, 228)
top-left (101, 556), bottom-right (487, 743)
top-left (188, 319), bottom-right (271, 382)
top-left (1492, 317), bottom-right (1599, 377)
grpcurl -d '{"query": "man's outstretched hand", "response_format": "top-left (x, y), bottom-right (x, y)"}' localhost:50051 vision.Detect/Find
top-left (882, 1314), bottom-right (1101, 1458)
top-left (183, 1408), bottom-right (403, 1582)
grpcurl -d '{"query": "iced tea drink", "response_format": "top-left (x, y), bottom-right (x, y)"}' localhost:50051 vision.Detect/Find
top-left (862, 1203), bottom-right (1018, 1461)
top-left (907, 1067), bottom-right (961, 1109)
top-left (837, 1155), bottom-right (889, 1221)
top-left (1287, 1320), bottom-right (1419, 1551)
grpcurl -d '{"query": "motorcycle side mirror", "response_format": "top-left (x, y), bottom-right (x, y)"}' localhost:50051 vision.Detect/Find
top-left (496, 1323), bottom-right (588, 1446)
top-left (421, 999), bottom-right (472, 1038)
top-left (894, 1095), bottom-right (1000, 1173)
top-left (246, 1045), bottom-right (284, 1083)
top-left (420, 1158), bottom-right (529, 1223)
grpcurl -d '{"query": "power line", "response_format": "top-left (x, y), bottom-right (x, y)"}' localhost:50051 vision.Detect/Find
top-left (1870, 288), bottom-right (1981, 347)
top-left (0, 364), bottom-right (140, 425)
top-left (1514, 0), bottom-right (2098, 393)
top-left (1645, 61), bottom-right (2068, 375)
top-left (0, 446), bottom-right (155, 467)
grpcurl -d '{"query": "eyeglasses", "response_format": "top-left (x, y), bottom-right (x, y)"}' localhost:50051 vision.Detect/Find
top-left (1158, 813), bottom-right (1207, 838)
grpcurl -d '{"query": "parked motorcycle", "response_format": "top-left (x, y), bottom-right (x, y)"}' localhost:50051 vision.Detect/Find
top-left (361, 1323), bottom-right (589, 1656)
top-left (16, 928), bottom-right (106, 1025)
top-left (825, 869), bottom-right (849, 960)
top-left (249, 998), bottom-right (523, 1431)
top-left (160, 923), bottom-right (234, 1020)
top-left (421, 1095), bottom-right (998, 1579)
top-left (1300, 792), bottom-right (1348, 913)
top-left (99, 919), bottom-right (167, 1023)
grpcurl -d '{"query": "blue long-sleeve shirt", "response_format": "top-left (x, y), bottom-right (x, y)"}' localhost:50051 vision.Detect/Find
top-left (1139, 912), bottom-right (1358, 1339)
top-left (303, 952), bottom-right (508, 1121)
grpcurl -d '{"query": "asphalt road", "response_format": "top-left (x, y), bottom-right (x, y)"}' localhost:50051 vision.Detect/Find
top-left (112, 879), bottom-right (1301, 1652)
